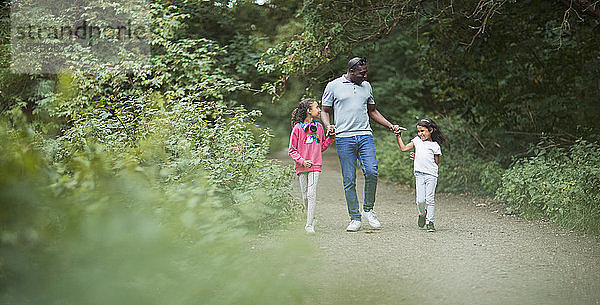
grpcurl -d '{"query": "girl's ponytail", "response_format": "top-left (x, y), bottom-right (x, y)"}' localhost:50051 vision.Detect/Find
top-left (291, 98), bottom-right (316, 127)
top-left (417, 118), bottom-right (446, 145)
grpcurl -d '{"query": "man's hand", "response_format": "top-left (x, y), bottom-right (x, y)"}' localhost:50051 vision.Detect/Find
top-left (410, 152), bottom-right (415, 160)
top-left (303, 160), bottom-right (314, 168)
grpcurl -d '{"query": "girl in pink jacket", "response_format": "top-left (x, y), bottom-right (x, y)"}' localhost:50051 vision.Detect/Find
top-left (288, 98), bottom-right (335, 234)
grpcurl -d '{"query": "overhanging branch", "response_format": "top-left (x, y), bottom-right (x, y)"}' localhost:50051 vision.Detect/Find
top-left (559, 0), bottom-right (600, 20)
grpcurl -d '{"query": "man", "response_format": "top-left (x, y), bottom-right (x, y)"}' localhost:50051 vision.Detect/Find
top-left (321, 57), bottom-right (402, 232)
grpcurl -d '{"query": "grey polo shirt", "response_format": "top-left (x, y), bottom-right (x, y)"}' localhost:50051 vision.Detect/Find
top-left (322, 74), bottom-right (375, 137)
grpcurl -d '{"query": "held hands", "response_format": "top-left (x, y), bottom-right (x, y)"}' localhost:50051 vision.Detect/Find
top-left (303, 160), bottom-right (314, 168)
top-left (391, 124), bottom-right (407, 136)
top-left (326, 125), bottom-right (336, 138)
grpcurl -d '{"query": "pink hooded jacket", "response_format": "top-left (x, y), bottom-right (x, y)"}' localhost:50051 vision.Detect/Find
top-left (288, 122), bottom-right (334, 174)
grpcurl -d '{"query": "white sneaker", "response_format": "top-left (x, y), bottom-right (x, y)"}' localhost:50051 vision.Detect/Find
top-left (346, 220), bottom-right (362, 232)
top-left (305, 225), bottom-right (315, 234)
top-left (363, 210), bottom-right (381, 229)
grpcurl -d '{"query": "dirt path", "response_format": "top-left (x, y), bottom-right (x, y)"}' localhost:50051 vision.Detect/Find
top-left (269, 149), bottom-right (600, 305)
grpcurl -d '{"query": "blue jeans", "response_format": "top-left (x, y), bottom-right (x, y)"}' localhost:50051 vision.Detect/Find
top-left (336, 135), bottom-right (378, 220)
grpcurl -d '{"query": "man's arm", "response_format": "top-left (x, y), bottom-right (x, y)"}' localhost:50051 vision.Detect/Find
top-left (321, 105), bottom-right (336, 136)
top-left (321, 105), bottom-right (332, 130)
top-left (367, 103), bottom-right (400, 133)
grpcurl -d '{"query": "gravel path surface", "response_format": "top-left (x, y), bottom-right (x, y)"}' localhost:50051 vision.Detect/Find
top-left (268, 149), bottom-right (600, 305)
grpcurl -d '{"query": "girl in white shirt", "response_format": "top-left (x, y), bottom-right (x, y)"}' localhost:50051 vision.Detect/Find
top-left (396, 118), bottom-right (446, 232)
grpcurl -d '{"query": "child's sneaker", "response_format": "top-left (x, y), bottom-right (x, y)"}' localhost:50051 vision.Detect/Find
top-left (363, 210), bottom-right (381, 229)
top-left (426, 222), bottom-right (436, 232)
top-left (418, 210), bottom-right (427, 228)
top-left (305, 224), bottom-right (315, 234)
top-left (346, 220), bottom-right (361, 232)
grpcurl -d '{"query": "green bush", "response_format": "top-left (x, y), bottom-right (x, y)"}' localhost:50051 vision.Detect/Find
top-left (0, 6), bottom-right (307, 300)
top-left (375, 133), bottom-right (414, 185)
top-left (13, 12), bottom-right (302, 230)
top-left (0, 119), bottom-right (311, 305)
top-left (438, 155), bottom-right (504, 195)
top-left (53, 97), bottom-right (299, 229)
top-left (496, 140), bottom-right (600, 234)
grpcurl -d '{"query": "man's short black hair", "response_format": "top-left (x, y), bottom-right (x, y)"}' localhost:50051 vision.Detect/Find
top-left (348, 57), bottom-right (367, 71)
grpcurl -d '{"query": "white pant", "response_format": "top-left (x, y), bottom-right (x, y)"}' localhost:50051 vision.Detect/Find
top-left (298, 171), bottom-right (320, 227)
top-left (415, 171), bottom-right (437, 223)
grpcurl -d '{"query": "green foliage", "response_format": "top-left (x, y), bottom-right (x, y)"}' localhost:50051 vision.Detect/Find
top-left (258, 0), bottom-right (422, 89)
top-left (0, 0), bottom-right (299, 228)
top-left (0, 2), bottom-right (313, 302)
top-left (439, 155), bottom-right (504, 195)
top-left (363, 32), bottom-right (426, 122)
top-left (419, 0), bottom-right (600, 144)
top-left (0, 123), bottom-right (311, 304)
top-left (17, 1), bottom-right (299, 229)
top-left (496, 140), bottom-right (600, 234)
top-left (375, 133), bottom-right (414, 185)
top-left (46, 55), bottom-right (296, 231)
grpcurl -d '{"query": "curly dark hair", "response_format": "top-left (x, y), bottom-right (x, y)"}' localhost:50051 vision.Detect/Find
top-left (291, 98), bottom-right (316, 127)
top-left (416, 118), bottom-right (446, 145)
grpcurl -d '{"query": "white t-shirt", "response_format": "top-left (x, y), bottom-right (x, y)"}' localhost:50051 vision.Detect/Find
top-left (412, 136), bottom-right (442, 177)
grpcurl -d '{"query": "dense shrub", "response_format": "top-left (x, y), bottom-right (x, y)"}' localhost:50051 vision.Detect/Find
top-left (375, 133), bottom-right (415, 185)
top-left (439, 155), bottom-right (504, 195)
top-left (16, 8), bottom-right (302, 230)
top-left (0, 124), bottom-right (310, 304)
top-left (0, 3), bottom-right (306, 302)
top-left (45, 99), bottom-right (298, 230)
top-left (496, 140), bottom-right (600, 234)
